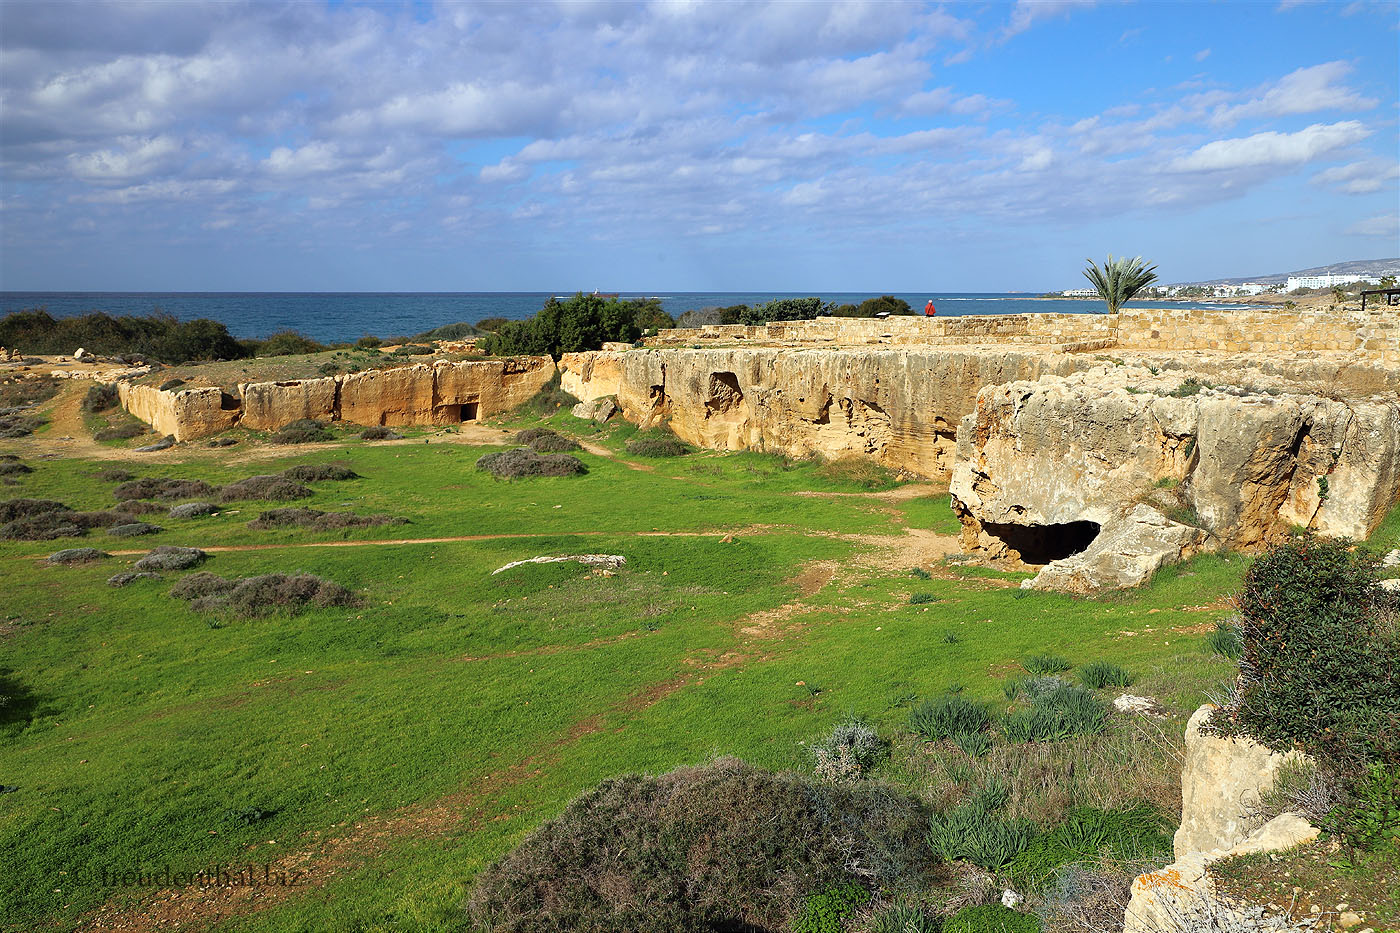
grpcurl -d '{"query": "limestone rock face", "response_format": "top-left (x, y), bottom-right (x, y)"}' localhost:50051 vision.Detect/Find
top-left (951, 364), bottom-right (1400, 583)
top-left (241, 377), bottom-right (338, 431)
top-left (1124, 705), bottom-right (1318, 933)
top-left (571, 396), bottom-right (618, 422)
top-left (1028, 505), bottom-right (1205, 594)
top-left (117, 383), bottom-right (239, 442)
top-left (559, 347), bottom-right (1086, 478)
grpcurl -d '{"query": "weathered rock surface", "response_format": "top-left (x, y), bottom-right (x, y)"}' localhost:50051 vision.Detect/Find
top-left (561, 347), bottom-right (1089, 478)
top-left (1124, 705), bottom-right (1320, 933)
top-left (950, 364), bottom-right (1400, 587)
top-left (119, 357), bottom-right (555, 440)
top-left (571, 396), bottom-right (618, 422)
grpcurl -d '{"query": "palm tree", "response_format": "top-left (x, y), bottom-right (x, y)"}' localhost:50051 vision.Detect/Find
top-left (1082, 255), bottom-right (1158, 314)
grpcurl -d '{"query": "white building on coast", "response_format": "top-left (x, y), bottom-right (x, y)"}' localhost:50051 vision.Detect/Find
top-left (1285, 273), bottom-right (1381, 290)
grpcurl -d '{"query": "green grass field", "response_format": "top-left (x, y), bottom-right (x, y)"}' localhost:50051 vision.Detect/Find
top-left (4, 400), bottom-right (1382, 933)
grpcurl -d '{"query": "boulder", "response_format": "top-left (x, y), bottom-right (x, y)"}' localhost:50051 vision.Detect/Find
top-left (571, 396), bottom-right (618, 422)
top-left (1027, 504), bottom-right (1205, 594)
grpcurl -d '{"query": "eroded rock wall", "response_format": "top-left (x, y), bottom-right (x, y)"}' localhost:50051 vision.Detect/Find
top-left (561, 347), bottom-right (1089, 477)
top-left (949, 364), bottom-right (1400, 588)
top-left (117, 383), bottom-right (239, 442)
top-left (120, 356), bottom-right (555, 440)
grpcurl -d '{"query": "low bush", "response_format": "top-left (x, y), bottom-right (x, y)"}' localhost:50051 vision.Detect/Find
top-left (251, 330), bottom-right (325, 357)
top-left (0, 309), bottom-right (248, 362)
top-left (626, 433), bottom-right (690, 457)
top-left (1034, 859), bottom-right (1152, 933)
top-left (93, 468), bottom-right (135, 483)
top-left (280, 464), bottom-right (359, 483)
top-left (359, 426), bottom-right (402, 441)
top-left (0, 498), bottom-right (70, 522)
top-left (521, 372), bottom-right (581, 415)
top-left (247, 508), bottom-right (405, 531)
top-left (908, 592), bottom-right (939, 605)
top-left (46, 547), bottom-right (109, 564)
top-left (1021, 655), bottom-right (1072, 676)
top-left (134, 546), bottom-right (208, 572)
top-left (207, 436), bottom-right (238, 448)
top-left (514, 427), bottom-right (559, 444)
top-left (1007, 804), bottom-right (1171, 891)
top-left (528, 432), bottom-right (581, 452)
top-left (0, 462), bottom-right (32, 475)
top-left (1077, 661), bottom-right (1134, 690)
top-left (468, 757), bottom-right (934, 933)
top-left (169, 571), bottom-right (358, 617)
top-left (119, 500), bottom-right (167, 515)
top-left (952, 730), bottom-right (992, 758)
top-left (811, 717), bottom-right (885, 783)
top-left (909, 695), bottom-right (992, 742)
top-left (0, 410), bottom-right (45, 438)
top-left (944, 904), bottom-right (1041, 933)
top-left (2, 511), bottom-right (84, 540)
top-left (477, 448), bottom-right (587, 479)
top-left (1212, 535), bottom-right (1399, 770)
top-left (791, 882), bottom-right (871, 933)
top-left (108, 522), bottom-right (163, 537)
top-left (81, 383), bottom-right (119, 413)
top-left (94, 423), bottom-right (146, 441)
top-left (159, 378), bottom-right (185, 391)
top-left (113, 478), bottom-right (216, 502)
top-left (388, 343), bottom-right (434, 356)
top-left (218, 475), bottom-right (314, 502)
top-left (269, 419), bottom-right (332, 445)
top-left (168, 502), bottom-right (219, 519)
top-left (107, 571), bottom-right (161, 587)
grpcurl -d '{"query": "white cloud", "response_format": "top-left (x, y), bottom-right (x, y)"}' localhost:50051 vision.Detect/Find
top-left (1211, 61), bottom-right (1377, 126)
top-left (1194, 48), bottom-right (1211, 62)
top-left (1002, 0), bottom-right (1097, 39)
top-left (1168, 122), bottom-right (1370, 172)
top-left (1345, 213), bottom-right (1399, 237)
top-left (1313, 160), bottom-right (1400, 194)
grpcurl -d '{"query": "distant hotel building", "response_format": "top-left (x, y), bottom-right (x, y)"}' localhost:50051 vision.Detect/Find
top-left (1060, 288), bottom-right (1097, 297)
top-left (1285, 273), bottom-right (1381, 290)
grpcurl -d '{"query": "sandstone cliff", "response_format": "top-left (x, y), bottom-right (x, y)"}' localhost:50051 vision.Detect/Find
top-left (120, 356), bottom-right (555, 440)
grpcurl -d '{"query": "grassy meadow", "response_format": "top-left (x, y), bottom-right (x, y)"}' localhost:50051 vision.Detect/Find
top-left (5, 386), bottom-right (1386, 932)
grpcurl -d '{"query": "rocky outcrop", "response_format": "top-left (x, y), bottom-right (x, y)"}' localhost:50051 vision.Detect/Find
top-left (117, 383), bottom-right (240, 442)
top-left (950, 364), bottom-right (1400, 590)
top-left (1124, 705), bottom-right (1317, 933)
top-left (119, 356), bottom-right (555, 441)
top-left (560, 347), bottom-right (1090, 478)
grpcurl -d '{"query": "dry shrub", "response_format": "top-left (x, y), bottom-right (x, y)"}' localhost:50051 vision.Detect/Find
top-left (168, 502), bottom-right (219, 519)
top-left (360, 426), bottom-right (402, 440)
top-left (93, 468), bottom-right (135, 483)
top-left (207, 436), bottom-right (238, 448)
top-left (528, 432), bottom-right (581, 452)
top-left (119, 499), bottom-right (168, 515)
top-left (170, 571), bottom-right (358, 617)
top-left (3, 511), bottom-right (84, 540)
top-left (108, 571), bottom-right (161, 587)
top-left (134, 546), bottom-right (208, 571)
top-left (0, 498), bottom-right (70, 522)
top-left (95, 424), bottom-right (146, 441)
top-left (1034, 858), bottom-right (1158, 933)
top-left (82, 384), bottom-right (118, 413)
top-left (269, 419), bottom-right (331, 444)
top-left (113, 478), bottom-right (216, 502)
top-left (108, 522), bottom-right (163, 537)
top-left (468, 757), bottom-right (934, 933)
top-left (280, 463), bottom-right (360, 483)
top-left (0, 462), bottom-right (32, 475)
top-left (0, 411), bottom-right (45, 438)
top-left (477, 447), bottom-right (587, 479)
top-left (247, 508), bottom-right (405, 531)
top-left (219, 475), bottom-right (313, 502)
top-left (46, 547), bottom-right (109, 564)
top-left (513, 427), bottom-right (558, 444)
top-left (625, 433), bottom-right (691, 457)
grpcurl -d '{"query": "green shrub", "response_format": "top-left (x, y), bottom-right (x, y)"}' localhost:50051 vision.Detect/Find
top-left (909, 568), bottom-right (931, 580)
top-left (1077, 661), bottom-right (1134, 689)
top-left (1168, 378), bottom-right (1208, 398)
top-left (790, 882), bottom-right (871, 933)
top-left (952, 730), bottom-right (991, 758)
top-left (738, 297), bottom-right (831, 325)
top-left (1213, 535), bottom-right (1399, 769)
top-left (468, 757), bottom-right (934, 933)
top-left (944, 904), bottom-right (1041, 933)
top-left (909, 695), bottom-right (992, 742)
top-left (481, 293), bottom-right (655, 359)
top-left (1328, 761), bottom-right (1400, 857)
top-left (94, 423), bottom-right (146, 441)
top-left (0, 309), bottom-right (247, 363)
top-left (1204, 620), bottom-right (1243, 659)
top-left (354, 335), bottom-right (384, 348)
top-left (909, 592), bottom-right (939, 605)
top-left (252, 330), bottom-right (325, 357)
top-left (521, 372), bottom-right (581, 415)
top-left (82, 383), bottom-right (118, 413)
top-left (1021, 654), bottom-right (1072, 675)
top-left (1007, 804), bottom-right (1172, 890)
top-left (626, 433), bottom-right (691, 457)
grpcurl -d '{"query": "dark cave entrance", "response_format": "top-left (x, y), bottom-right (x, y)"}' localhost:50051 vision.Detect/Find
top-left (460, 401), bottom-right (479, 422)
top-left (981, 519), bottom-right (1101, 564)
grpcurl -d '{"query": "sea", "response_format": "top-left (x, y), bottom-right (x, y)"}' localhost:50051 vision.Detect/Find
top-left (0, 292), bottom-right (1252, 344)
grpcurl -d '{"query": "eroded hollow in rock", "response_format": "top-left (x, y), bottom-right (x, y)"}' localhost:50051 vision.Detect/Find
top-left (981, 519), bottom-right (1101, 564)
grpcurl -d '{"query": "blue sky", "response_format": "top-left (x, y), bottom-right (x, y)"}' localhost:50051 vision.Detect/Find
top-left (1, 0), bottom-right (1396, 292)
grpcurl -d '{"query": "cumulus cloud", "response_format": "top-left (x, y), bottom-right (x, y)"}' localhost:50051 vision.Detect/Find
top-left (1210, 61), bottom-right (1377, 126)
top-left (1168, 122), bottom-right (1370, 172)
top-left (1345, 213), bottom-right (1399, 238)
top-left (1313, 159), bottom-right (1400, 194)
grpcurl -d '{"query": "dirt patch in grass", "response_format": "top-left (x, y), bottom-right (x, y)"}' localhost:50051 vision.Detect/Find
top-left (1210, 838), bottom-right (1400, 930)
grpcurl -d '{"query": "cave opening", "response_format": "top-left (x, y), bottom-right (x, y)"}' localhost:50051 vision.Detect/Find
top-left (460, 401), bottom-right (479, 422)
top-left (981, 519), bottom-right (1101, 564)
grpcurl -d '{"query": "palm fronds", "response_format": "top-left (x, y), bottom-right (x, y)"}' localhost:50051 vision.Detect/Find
top-left (1083, 254), bottom-right (1158, 314)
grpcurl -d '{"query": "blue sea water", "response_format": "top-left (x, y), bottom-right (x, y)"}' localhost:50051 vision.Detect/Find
top-left (0, 291), bottom-right (1247, 344)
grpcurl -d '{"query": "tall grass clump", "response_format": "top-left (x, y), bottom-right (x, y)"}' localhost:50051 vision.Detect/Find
top-left (909, 695), bottom-right (992, 742)
top-left (1002, 683), bottom-right (1106, 744)
top-left (1078, 661), bottom-right (1134, 690)
top-left (1204, 619), bottom-right (1243, 659)
top-left (1021, 654), bottom-right (1072, 676)
top-left (926, 781), bottom-right (1034, 871)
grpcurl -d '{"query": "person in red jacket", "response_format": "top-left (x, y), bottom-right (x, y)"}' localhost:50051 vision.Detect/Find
top-left (924, 299), bottom-right (936, 316)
